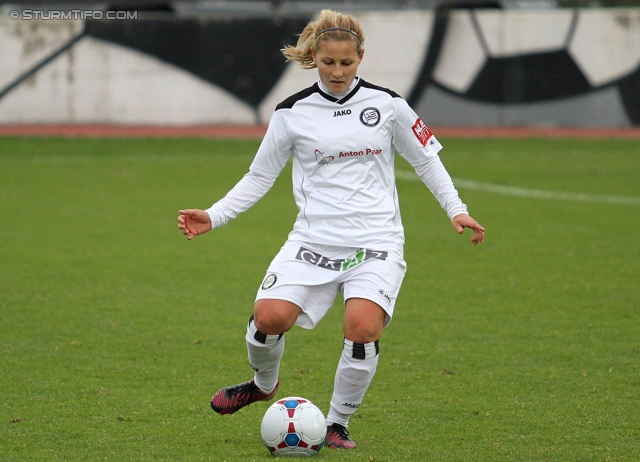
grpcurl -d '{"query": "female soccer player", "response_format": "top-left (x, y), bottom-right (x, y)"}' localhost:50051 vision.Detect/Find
top-left (178, 9), bottom-right (484, 449)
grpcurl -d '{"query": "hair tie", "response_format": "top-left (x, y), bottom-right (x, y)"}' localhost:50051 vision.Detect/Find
top-left (315, 27), bottom-right (361, 42)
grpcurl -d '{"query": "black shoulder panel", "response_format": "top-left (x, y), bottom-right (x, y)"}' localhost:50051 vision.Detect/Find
top-left (359, 79), bottom-right (402, 99)
top-left (275, 83), bottom-right (321, 110)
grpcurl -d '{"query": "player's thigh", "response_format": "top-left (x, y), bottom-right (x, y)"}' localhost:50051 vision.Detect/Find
top-left (256, 241), bottom-right (341, 329)
top-left (341, 250), bottom-right (407, 329)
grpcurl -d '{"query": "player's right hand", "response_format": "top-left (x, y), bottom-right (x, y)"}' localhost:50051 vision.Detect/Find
top-left (178, 209), bottom-right (212, 240)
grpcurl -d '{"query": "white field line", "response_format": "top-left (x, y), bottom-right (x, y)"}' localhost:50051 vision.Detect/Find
top-left (395, 170), bottom-right (640, 206)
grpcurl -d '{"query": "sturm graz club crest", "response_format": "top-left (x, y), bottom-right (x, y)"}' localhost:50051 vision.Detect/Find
top-left (360, 107), bottom-right (380, 127)
top-left (261, 273), bottom-right (277, 290)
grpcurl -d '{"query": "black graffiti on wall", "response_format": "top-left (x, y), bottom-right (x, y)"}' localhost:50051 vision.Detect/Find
top-left (407, 7), bottom-right (640, 125)
top-left (84, 17), bottom-right (310, 111)
top-left (1, 12), bottom-right (639, 126)
top-left (0, 15), bottom-right (310, 120)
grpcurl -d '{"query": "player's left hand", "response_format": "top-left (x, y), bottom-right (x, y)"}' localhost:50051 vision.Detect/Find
top-left (451, 213), bottom-right (485, 245)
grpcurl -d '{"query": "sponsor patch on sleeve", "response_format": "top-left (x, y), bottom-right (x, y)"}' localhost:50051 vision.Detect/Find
top-left (411, 118), bottom-right (433, 147)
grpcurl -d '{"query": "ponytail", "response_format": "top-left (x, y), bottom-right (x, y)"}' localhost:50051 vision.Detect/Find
top-left (281, 10), bottom-right (365, 69)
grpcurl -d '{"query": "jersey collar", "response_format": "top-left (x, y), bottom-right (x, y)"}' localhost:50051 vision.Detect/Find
top-left (317, 77), bottom-right (362, 105)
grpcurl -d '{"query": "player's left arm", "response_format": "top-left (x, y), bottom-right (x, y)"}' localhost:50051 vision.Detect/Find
top-left (391, 98), bottom-right (485, 245)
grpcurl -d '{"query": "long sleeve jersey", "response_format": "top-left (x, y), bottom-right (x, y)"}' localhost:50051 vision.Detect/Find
top-left (207, 77), bottom-right (468, 253)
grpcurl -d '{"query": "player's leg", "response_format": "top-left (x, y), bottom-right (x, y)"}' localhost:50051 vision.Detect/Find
top-left (247, 299), bottom-right (301, 394)
top-left (326, 250), bottom-right (406, 448)
top-left (211, 299), bottom-right (301, 415)
top-left (210, 240), bottom-right (343, 416)
top-left (325, 298), bottom-right (385, 449)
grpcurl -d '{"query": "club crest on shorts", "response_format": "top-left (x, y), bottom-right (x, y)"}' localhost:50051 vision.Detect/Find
top-left (360, 107), bottom-right (380, 127)
top-left (261, 274), bottom-right (277, 290)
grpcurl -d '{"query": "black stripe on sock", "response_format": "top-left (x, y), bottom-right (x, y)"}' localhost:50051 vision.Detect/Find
top-left (254, 329), bottom-right (267, 344)
top-left (352, 342), bottom-right (366, 360)
top-left (350, 340), bottom-right (379, 359)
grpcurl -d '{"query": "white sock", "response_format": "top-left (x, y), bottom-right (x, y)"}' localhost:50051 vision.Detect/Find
top-left (326, 339), bottom-right (379, 427)
top-left (246, 317), bottom-right (284, 393)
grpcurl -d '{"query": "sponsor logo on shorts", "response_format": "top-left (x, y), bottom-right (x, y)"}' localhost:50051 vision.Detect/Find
top-left (360, 107), bottom-right (380, 127)
top-left (261, 273), bottom-right (277, 290)
top-left (378, 289), bottom-right (392, 304)
top-left (295, 246), bottom-right (388, 272)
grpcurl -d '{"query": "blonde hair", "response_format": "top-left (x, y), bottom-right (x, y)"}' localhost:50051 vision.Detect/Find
top-left (281, 10), bottom-right (365, 70)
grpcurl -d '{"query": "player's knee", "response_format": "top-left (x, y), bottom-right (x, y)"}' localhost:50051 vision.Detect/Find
top-left (253, 300), bottom-right (300, 335)
top-left (344, 324), bottom-right (382, 344)
top-left (343, 298), bottom-right (386, 343)
top-left (343, 312), bottom-right (384, 343)
top-left (247, 314), bottom-right (284, 345)
top-left (253, 312), bottom-right (286, 335)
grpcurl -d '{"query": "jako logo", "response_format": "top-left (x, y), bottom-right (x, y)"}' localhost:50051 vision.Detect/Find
top-left (334, 109), bottom-right (352, 117)
top-left (342, 402), bottom-right (360, 409)
top-left (379, 289), bottom-right (392, 304)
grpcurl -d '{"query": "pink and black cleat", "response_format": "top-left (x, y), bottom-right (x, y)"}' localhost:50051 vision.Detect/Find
top-left (210, 379), bottom-right (278, 415)
top-left (325, 423), bottom-right (357, 449)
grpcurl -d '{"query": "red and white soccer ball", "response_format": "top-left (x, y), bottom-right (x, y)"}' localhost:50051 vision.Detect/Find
top-left (261, 397), bottom-right (326, 457)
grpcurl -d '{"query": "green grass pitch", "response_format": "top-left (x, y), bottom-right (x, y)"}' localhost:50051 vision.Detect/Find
top-left (1, 136), bottom-right (639, 461)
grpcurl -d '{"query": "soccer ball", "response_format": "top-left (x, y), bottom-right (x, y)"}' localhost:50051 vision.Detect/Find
top-left (261, 397), bottom-right (326, 457)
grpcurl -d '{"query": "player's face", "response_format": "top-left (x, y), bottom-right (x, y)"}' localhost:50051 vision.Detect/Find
top-left (312, 39), bottom-right (364, 94)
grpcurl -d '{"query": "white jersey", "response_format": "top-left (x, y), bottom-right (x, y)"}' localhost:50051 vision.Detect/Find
top-left (207, 77), bottom-right (468, 252)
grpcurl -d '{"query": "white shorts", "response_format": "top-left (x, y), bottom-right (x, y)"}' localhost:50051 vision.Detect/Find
top-left (256, 240), bottom-right (407, 329)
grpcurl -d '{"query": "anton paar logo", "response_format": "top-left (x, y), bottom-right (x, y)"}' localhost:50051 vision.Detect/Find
top-left (360, 107), bottom-right (380, 127)
top-left (315, 149), bottom-right (334, 165)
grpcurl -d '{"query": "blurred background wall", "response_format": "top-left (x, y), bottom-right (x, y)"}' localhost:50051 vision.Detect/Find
top-left (1, 0), bottom-right (639, 127)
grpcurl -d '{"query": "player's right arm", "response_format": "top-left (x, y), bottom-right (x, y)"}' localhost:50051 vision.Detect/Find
top-left (177, 110), bottom-right (292, 240)
top-left (177, 171), bottom-right (276, 239)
